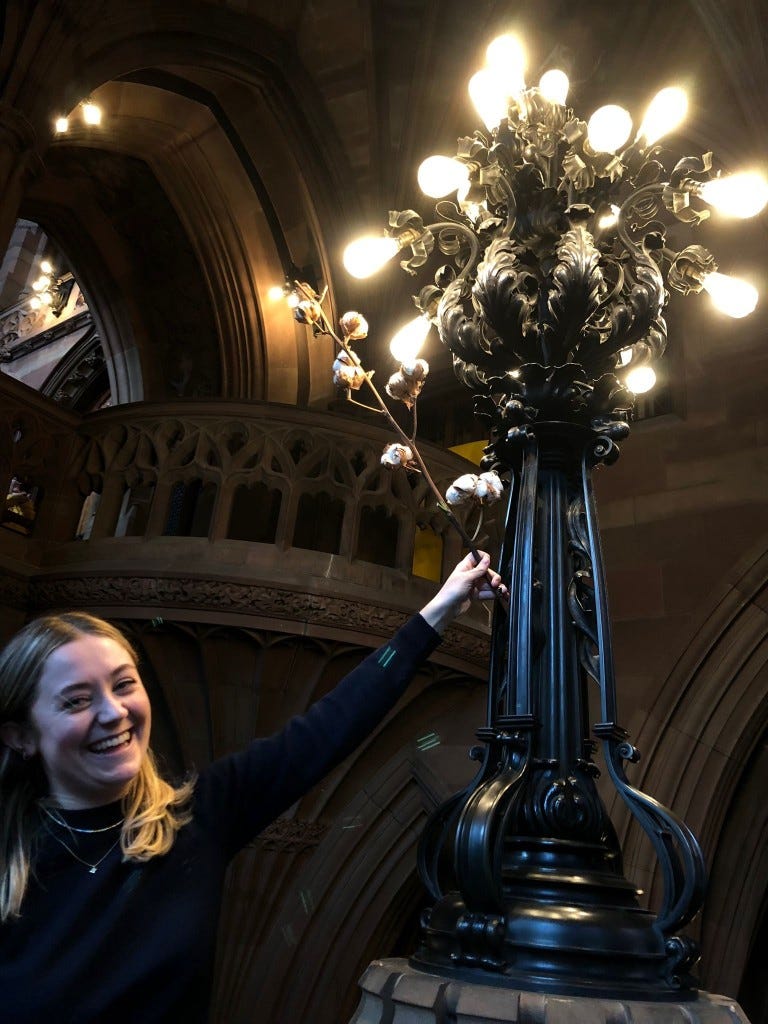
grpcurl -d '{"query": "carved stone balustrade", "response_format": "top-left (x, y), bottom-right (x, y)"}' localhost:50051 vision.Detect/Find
top-left (0, 375), bottom-right (497, 662)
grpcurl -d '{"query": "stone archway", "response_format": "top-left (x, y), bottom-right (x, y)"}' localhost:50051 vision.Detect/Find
top-left (610, 540), bottom-right (768, 999)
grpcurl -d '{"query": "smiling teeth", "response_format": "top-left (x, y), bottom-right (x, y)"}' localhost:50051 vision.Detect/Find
top-left (90, 730), bottom-right (131, 753)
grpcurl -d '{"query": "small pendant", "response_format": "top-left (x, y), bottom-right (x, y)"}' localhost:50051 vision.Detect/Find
top-left (89, 866), bottom-right (97, 874)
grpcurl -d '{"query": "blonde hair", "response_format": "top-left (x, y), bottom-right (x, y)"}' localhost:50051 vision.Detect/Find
top-left (0, 612), bottom-right (194, 921)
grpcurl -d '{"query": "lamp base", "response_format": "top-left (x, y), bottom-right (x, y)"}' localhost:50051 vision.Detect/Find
top-left (350, 960), bottom-right (750, 1023)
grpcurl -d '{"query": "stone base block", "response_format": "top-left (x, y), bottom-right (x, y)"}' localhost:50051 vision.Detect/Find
top-left (350, 959), bottom-right (750, 1024)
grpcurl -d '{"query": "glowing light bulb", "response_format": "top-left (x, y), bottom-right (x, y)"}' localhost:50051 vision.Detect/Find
top-left (31, 277), bottom-right (45, 292)
top-left (701, 272), bottom-right (758, 318)
top-left (417, 156), bottom-right (470, 198)
top-left (40, 291), bottom-right (52, 305)
top-left (40, 260), bottom-right (53, 274)
top-left (286, 292), bottom-right (300, 309)
top-left (625, 366), bottom-right (656, 394)
top-left (485, 34), bottom-right (526, 96)
top-left (267, 285), bottom-right (286, 302)
top-left (343, 235), bottom-right (400, 278)
top-left (29, 296), bottom-right (42, 310)
top-left (598, 204), bottom-right (621, 230)
top-left (54, 116), bottom-right (69, 134)
top-left (639, 86), bottom-right (688, 145)
top-left (468, 69), bottom-right (509, 131)
top-left (698, 173), bottom-right (768, 219)
top-left (538, 69), bottom-right (569, 105)
top-left (81, 101), bottom-right (102, 126)
top-left (587, 104), bottom-right (632, 153)
top-left (389, 315), bottom-right (431, 363)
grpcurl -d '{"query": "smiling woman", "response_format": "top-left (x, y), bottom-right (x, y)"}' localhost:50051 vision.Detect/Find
top-left (0, 556), bottom-right (505, 1024)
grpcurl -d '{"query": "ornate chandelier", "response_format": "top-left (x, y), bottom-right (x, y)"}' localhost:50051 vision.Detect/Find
top-left (285, 33), bottom-right (766, 1003)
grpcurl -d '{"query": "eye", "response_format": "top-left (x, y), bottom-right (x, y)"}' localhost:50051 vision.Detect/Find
top-left (60, 695), bottom-right (91, 712)
top-left (114, 677), bottom-right (138, 694)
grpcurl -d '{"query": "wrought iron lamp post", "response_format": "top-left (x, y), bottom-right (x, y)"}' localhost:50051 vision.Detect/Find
top-left (293, 32), bottom-right (766, 1019)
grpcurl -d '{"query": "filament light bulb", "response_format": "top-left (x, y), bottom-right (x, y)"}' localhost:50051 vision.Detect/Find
top-left (538, 69), bottom-right (569, 105)
top-left (485, 34), bottom-right (526, 96)
top-left (389, 315), bottom-right (431, 363)
top-left (698, 173), bottom-right (768, 219)
top-left (587, 104), bottom-right (632, 153)
top-left (343, 235), bottom-right (399, 279)
top-left (639, 87), bottom-right (688, 145)
top-left (54, 116), bottom-right (69, 134)
top-left (417, 156), bottom-right (470, 198)
top-left (468, 69), bottom-right (509, 131)
top-left (625, 366), bottom-right (656, 394)
top-left (40, 260), bottom-right (53, 274)
top-left (701, 272), bottom-right (758, 318)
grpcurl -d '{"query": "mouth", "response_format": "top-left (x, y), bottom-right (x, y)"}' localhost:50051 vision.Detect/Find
top-left (88, 729), bottom-right (133, 754)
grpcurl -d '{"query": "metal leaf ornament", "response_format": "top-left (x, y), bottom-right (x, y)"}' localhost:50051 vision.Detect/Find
top-left (542, 222), bottom-right (605, 363)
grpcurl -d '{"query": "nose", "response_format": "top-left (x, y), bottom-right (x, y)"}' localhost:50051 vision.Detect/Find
top-left (96, 689), bottom-right (129, 724)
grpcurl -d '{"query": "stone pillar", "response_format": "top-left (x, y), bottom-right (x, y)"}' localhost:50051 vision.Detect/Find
top-left (351, 960), bottom-right (750, 1024)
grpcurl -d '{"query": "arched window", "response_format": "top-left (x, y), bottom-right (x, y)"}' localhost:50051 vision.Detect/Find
top-left (0, 219), bottom-right (109, 410)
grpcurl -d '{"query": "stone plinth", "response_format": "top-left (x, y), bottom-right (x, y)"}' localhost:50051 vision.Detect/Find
top-left (350, 960), bottom-right (750, 1024)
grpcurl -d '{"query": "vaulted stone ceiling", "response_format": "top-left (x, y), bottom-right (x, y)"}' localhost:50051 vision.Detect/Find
top-left (0, 0), bottom-right (765, 411)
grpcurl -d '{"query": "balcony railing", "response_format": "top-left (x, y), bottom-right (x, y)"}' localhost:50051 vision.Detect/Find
top-left (1, 377), bottom-right (497, 659)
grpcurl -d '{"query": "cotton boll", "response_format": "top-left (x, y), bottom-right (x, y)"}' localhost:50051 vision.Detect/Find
top-left (332, 352), bottom-right (366, 389)
top-left (381, 443), bottom-right (413, 468)
top-left (400, 358), bottom-right (429, 382)
top-left (477, 471), bottom-right (503, 503)
top-left (386, 370), bottom-right (425, 408)
top-left (446, 473), bottom-right (479, 506)
top-left (340, 311), bottom-right (369, 340)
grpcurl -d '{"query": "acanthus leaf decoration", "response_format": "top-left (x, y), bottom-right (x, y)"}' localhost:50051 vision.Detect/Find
top-left (542, 223), bottom-right (605, 364)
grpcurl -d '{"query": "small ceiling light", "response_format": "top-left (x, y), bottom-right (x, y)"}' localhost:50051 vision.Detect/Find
top-left (587, 104), bottom-right (633, 153)
top-left (40, 259), bottom-right (53, 275)
top-left (286, 292), bottom-right (300, 309)
top-left (81, 100), bottom-right (102, 126)
top-left (267, 285), bottom-right (286, 302)
top-left (29, 296), bottom-right (42, 310)
top-left (54, 116), bottom-right (69, 134)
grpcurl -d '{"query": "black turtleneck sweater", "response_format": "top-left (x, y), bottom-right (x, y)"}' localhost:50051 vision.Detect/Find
top-left (0, 614), bottom-right (441, 1024)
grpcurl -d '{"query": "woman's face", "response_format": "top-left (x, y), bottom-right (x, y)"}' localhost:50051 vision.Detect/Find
top-left (27, 633), bottom-right (151, 808)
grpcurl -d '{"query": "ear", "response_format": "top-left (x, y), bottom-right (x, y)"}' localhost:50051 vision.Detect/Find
top-left (0, 721), bottom-right (37, 759)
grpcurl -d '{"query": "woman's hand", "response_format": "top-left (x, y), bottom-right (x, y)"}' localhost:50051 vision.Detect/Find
top-left (419, 551), bottom-right (508, 635)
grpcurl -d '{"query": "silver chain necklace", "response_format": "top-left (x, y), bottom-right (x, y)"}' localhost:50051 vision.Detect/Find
top-left (40, 809), bottom-right (124, 874)
top-left (41, 804), bottom-right (124, 834)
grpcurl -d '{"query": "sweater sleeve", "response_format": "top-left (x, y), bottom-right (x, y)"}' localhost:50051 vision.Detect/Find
top-left (194, 613), bottom-right (442, 857)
